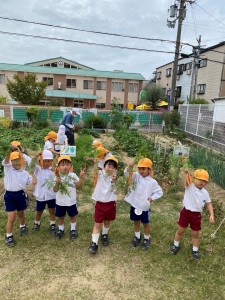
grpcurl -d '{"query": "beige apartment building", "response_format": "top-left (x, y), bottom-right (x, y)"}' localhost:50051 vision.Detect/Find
top-left (0, 57), bottom-right (145, 109)
top-left (154, 41), bottom-right (225, 103)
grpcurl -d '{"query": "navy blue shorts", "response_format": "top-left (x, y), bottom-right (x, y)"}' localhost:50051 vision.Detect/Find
top-left (4, 190), bottom-right (27, 212)
top-left (55, 204), bottom-right (78, 218)
top-left (130, 206), bottom-right (150, 224)
top-left (36, 199), bottom-right (56, 211)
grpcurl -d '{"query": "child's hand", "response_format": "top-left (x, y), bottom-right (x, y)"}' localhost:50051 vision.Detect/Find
top-left (111, 172), bottom-right (117, 182)
top-left (128, 159), bottom-right (135, 168)
top-left (148, 197), bottom-right (153, 203)
top-left (79, 168), bottom-right (85, 179)
top-left (209, 215), bottom-right (215, 224)
top-left (55, 176), bottom-right (61, 184)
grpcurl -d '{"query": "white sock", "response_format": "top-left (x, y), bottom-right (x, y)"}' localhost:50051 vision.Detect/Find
top-left (6, 233), bottom-right (13, 237)
top-left (71, 222), bottom-right (76, 231)
top-left (144, 234), bottom-right (150, 240)
top-left (50, 221), bottom-right (55, 225)
top-left (135, 231), bottom-right (141, 239)
top-left (174, 240), bottom-right (180, 247)
top-left (193, 246), bottom-right (198, 252)
top-left (102, 225), bottom-right (109, 235)
top-left (20, 224), bottom-right (25, 228)
top-left (92, 233), bottom-right (100, 245)
top-left (35, 220), bottom-right (41, 225)
top-left (59, 224), bottom-right (64, 231)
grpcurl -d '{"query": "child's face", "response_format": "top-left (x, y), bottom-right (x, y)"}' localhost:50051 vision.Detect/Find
top-left (11, 158), bottom-right (21, 170)
top-left (58, 160), bottom-right (71, 174)
top-left (43, 159), bottom-right (53, 169)
top-left (194, 178), bottom-right (207, 189)
top-left (138, 167), bottom-right (150, 177)
top-left (104, 162), bottom-right (116, 176)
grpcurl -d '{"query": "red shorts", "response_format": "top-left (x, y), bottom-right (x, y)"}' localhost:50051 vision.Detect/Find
top-left (94, 201), bottom-right (116, 223)
top-left (177, 207), bottom-right (202, 231)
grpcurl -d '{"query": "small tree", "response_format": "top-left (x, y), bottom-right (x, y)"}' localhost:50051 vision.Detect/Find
top-left (6, 73), bottom-right (48, 105)
top-left (0, 95), bottom-right (8, 104)
top-left (141, 86), bottom-right (166, 110)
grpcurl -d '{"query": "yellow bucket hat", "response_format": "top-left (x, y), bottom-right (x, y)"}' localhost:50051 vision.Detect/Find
top-left (44, 131), bottom-right (57, 141)
top-left (58, 155), bottom-right (72, 164)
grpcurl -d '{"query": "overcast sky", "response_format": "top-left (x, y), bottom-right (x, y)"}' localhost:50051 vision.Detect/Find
top-left (0, 0), bottom-right (225, 79)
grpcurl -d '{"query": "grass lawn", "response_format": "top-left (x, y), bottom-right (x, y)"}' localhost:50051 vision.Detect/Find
top-left (0, 190), bottom-right (224, 300)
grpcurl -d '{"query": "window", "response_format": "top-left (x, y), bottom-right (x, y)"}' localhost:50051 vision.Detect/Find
top-left (176, 86), bottom-right (182, 97)
top-left (83, 80), bottom-right (94, 89)
top-left (96, 103), bottom-right (106, 109)
top-left (112, 82), bottom-right (124, 92)
top-left (51, 62), bottom-right (57, 67)
top-left (177, 64), bottom-right (183, 75)
top-left (197, 84), bottom-right (206, 94)
top-left (64, 63), bottom-right (70, 68)
top-left (156, 72), bottom-right (161, 80)
top-left (199, 59), bottom-right (207, 68)
top-left (42, 77), bottom-right (53, 86)
top-left (184, 62), bottom-right (192, 70)
top-left (44, 63), bottom-right (50, 67)
top-left (0, 74), bottom-right (5, 84)
top-left (128, 83), bottom-right (138, 93)
top-left (73, 99), bottom-right (83, 107)
top-left (67, 79), bottom-right (76, 88)
top-left (96, 81), bottom-right (106, 90)
top-left (166, 68), bottom-right (172, 77)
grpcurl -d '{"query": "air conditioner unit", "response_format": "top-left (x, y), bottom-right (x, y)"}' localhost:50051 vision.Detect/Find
top-left (186, 70), bottom-right (191, 75)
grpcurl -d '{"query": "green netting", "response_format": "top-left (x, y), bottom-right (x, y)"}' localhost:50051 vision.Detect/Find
top-left (82, 112), bottom-right (94, 122)
top-left (13, 108), bottom-right (28, 121)
top-left (39, 110), bottom-right (48, 120)
top-left (50, 110), bottom-right (63, 122)
top-left (98, 112), bottom-right (111, 123)
top-left (138, 113), bottom-right (149, 125)
top-left (74, 115), bottom-right (80, 124)
top-left (152, 114), bottom-right (162, 124)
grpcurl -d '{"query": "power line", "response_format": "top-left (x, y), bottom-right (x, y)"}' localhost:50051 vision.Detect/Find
top-left (195, 3), bottom-right (225, 27)
top-left (0, 15), bottom-right (194, 47)
top-left (0, 30), bottom-right (176, 54)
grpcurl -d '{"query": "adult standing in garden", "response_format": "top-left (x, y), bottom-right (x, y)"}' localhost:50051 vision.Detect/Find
top-left (60, 108), bottom-right (81, 146)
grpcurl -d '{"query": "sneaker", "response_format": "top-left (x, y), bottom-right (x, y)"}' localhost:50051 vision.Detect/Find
top-left (101, 234), bottom-right (109, 246)
top-left (20, 225), bottom-right (28, 236)
top-left (192, 250), bottom-right (200, 261)
top-left (88, 242), bottom-right (98, 254)
top-left (70, 230), bottom-right (78, 240)
top-left (141, 238), bottom-right (151, 251)
top-left (55, 229), bottom-right (64, 239)
top-left (170, 244), bottom-right (180, 255)
top-left (32, 223), bottom-right (41, 231)
top-left (131, 236), bottom-right (141, 248)
top-left (49, 224), bottom-right (56, 234)
top-left (5, 235), bottom-right (15, 247)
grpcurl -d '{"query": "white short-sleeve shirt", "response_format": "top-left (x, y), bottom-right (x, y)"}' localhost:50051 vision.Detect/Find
top-left (33, 166), bottom-right (56, 201)
top-left (56, 172), bottom-right (80, 206)
top-left (92, 170), bottom-right (117, 202)
top-left (124, 171), bottom-right (163, 211)
top-left (2, 159), bottom-right (33, 191)
top-left (183, 183), bottom-right (211, 212)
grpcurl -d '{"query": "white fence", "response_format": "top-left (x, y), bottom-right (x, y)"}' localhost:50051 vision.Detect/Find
top-left (179, 104), bottom-right (225, 151)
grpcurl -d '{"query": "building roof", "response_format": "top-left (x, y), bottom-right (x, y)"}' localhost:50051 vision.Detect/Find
top-left (45, 90), bottom-right (97, 100)
top-left (0, 62), bottom-right (145, 80)
top-left (25, 56), bottom-right (95, 70)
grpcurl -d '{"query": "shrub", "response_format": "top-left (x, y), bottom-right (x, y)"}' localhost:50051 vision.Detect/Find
top-left (0, 117), bottom-right (12, 129)
top-left (162, 110), bottom-right (181, 131)
top-left (189, 98), bottom-right (208, 104)
top-left (84, 115), bottom-right (106, 129)
top-left (50, 98), bottom-right (63, 106)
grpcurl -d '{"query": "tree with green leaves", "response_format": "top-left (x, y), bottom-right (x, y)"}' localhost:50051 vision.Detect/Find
top-left (140, 86), bottom-right (166, 110)
top-left (6, 73), bottom-right (48, 105)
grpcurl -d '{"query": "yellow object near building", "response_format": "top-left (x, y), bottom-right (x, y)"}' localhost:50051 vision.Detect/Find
top-left (136, 104), bottom-right (151, 110)
top-left (127, 103), bottom-right (134, 110)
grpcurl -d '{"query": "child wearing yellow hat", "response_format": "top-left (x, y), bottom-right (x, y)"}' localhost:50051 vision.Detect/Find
top-left (88, 156), bottom-right (118, 254)
top-left (10, 140), bottom-right (32, 170)
top-left (53, 155), bottom-right (85, 240)
top-left (32, 150), bottom-right (56, 233)
top-left (170, 169), bottom-right (214, 260)
top-left (44, 131), bottom-right (59, 155)
top-left (2, 149), bottom-right (34, 247)
top-left (124, 158), bottom-right (163, 251)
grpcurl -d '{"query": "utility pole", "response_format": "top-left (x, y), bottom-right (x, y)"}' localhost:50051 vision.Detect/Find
top-left (167, 0), bottom-right (195, 109)
top-left (190, 35), bottom-right (201, 100)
